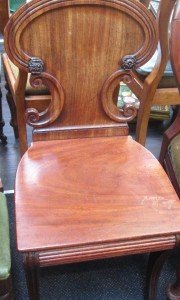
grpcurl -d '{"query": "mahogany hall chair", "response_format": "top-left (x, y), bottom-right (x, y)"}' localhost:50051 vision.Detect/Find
top-left (3, 0), bottom-right (180, 299)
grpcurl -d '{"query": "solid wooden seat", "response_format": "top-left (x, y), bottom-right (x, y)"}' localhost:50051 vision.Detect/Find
top-left (16, 136), bottom-right (180, 256)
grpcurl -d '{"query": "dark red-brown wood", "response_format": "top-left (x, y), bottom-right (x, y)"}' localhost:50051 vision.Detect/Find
top-left (16, 136), bottom-right (180, 253)
top-left (2, 1), bottom-right (180, 299)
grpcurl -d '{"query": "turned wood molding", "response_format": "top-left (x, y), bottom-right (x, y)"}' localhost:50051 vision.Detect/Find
top-left (5, 0), bottom-right (158, 69)
top-left (4, 0), bottom-right (158, 128)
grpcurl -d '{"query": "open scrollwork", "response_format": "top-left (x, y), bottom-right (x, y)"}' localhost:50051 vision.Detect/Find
top-left (25, 68), bottom-right (65, 127)
top-left (101, 70), bottom-right (143, 122)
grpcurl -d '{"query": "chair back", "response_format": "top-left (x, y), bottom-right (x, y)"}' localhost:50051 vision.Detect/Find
top-left (4, 0), bottom-right (159, 150)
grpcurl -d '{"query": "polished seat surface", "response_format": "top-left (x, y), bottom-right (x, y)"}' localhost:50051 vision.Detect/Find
top-left (15, 136), bottom-right (180, 253)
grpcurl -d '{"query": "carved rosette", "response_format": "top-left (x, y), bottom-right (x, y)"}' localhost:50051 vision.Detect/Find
top-left (121, 55), bottom-right (137, 70)
top-left (28, 57), bottom-right (44, 74)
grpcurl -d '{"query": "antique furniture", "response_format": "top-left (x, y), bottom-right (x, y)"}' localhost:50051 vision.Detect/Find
top-left (161, 5), bottom-right (180, 298)
top-left (146, 2), bottom-right (180, 299)
top-left (3, 0), bottom-right (180, 299)
top-left (159, 108), bottom-right (180, 197)
top-left (136, 0), bottom-right (180, 145)
top-left (3, 0), bottom-right (180, 147)
top-left (159, 0), bottom-right (180, 204)
top-left (0, 0), bottom-right (28, 140)
top-left (0, 180), bottom-right (12, 300)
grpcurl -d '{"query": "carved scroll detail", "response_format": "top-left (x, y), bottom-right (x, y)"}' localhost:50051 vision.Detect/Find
top-left (101, 70), bottom-right (143, 122)
top-left (25, 72), bottom-right (64, 127)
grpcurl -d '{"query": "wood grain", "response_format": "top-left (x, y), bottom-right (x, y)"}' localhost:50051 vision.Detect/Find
top-left (4, 0), bottom-right (158, 154)
top-left (0, 0), bottom-right (9, 35)
top-left (15, 136), bottom-right (180, 256)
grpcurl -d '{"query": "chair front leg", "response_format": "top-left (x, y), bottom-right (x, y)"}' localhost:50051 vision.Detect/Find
top-left (0, 275), bottom-right (13, 300)
top-left (5, 82), bottom-right (19, 139)
top-left (136, 100), bottom-right (152, 146)
top-left (167, 265), bottom-right (180, 300)
top-left (0, 87), bottom-right (7, 144)
top-left (146, 250), bottom-right (172, 300)
top-left (24, 252), bottom-right (40, 300)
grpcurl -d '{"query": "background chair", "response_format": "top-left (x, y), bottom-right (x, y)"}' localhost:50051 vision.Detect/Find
top-left (0, 179), bottom-right (12, 300)
top-left (135, 0), bottom-right (180, 146)
top-left (159, 108), bottom-right (180, 197)
top-left (3, 1), bottom-right (180, 300)
top-left (146, 2), bottom-right (180, 299)
top-left (160, 5), bottom-right (180, 297)
top-left (0, 0), bottom-right (30, 140)
top-left (159, 0), bottom-right (180, 198)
